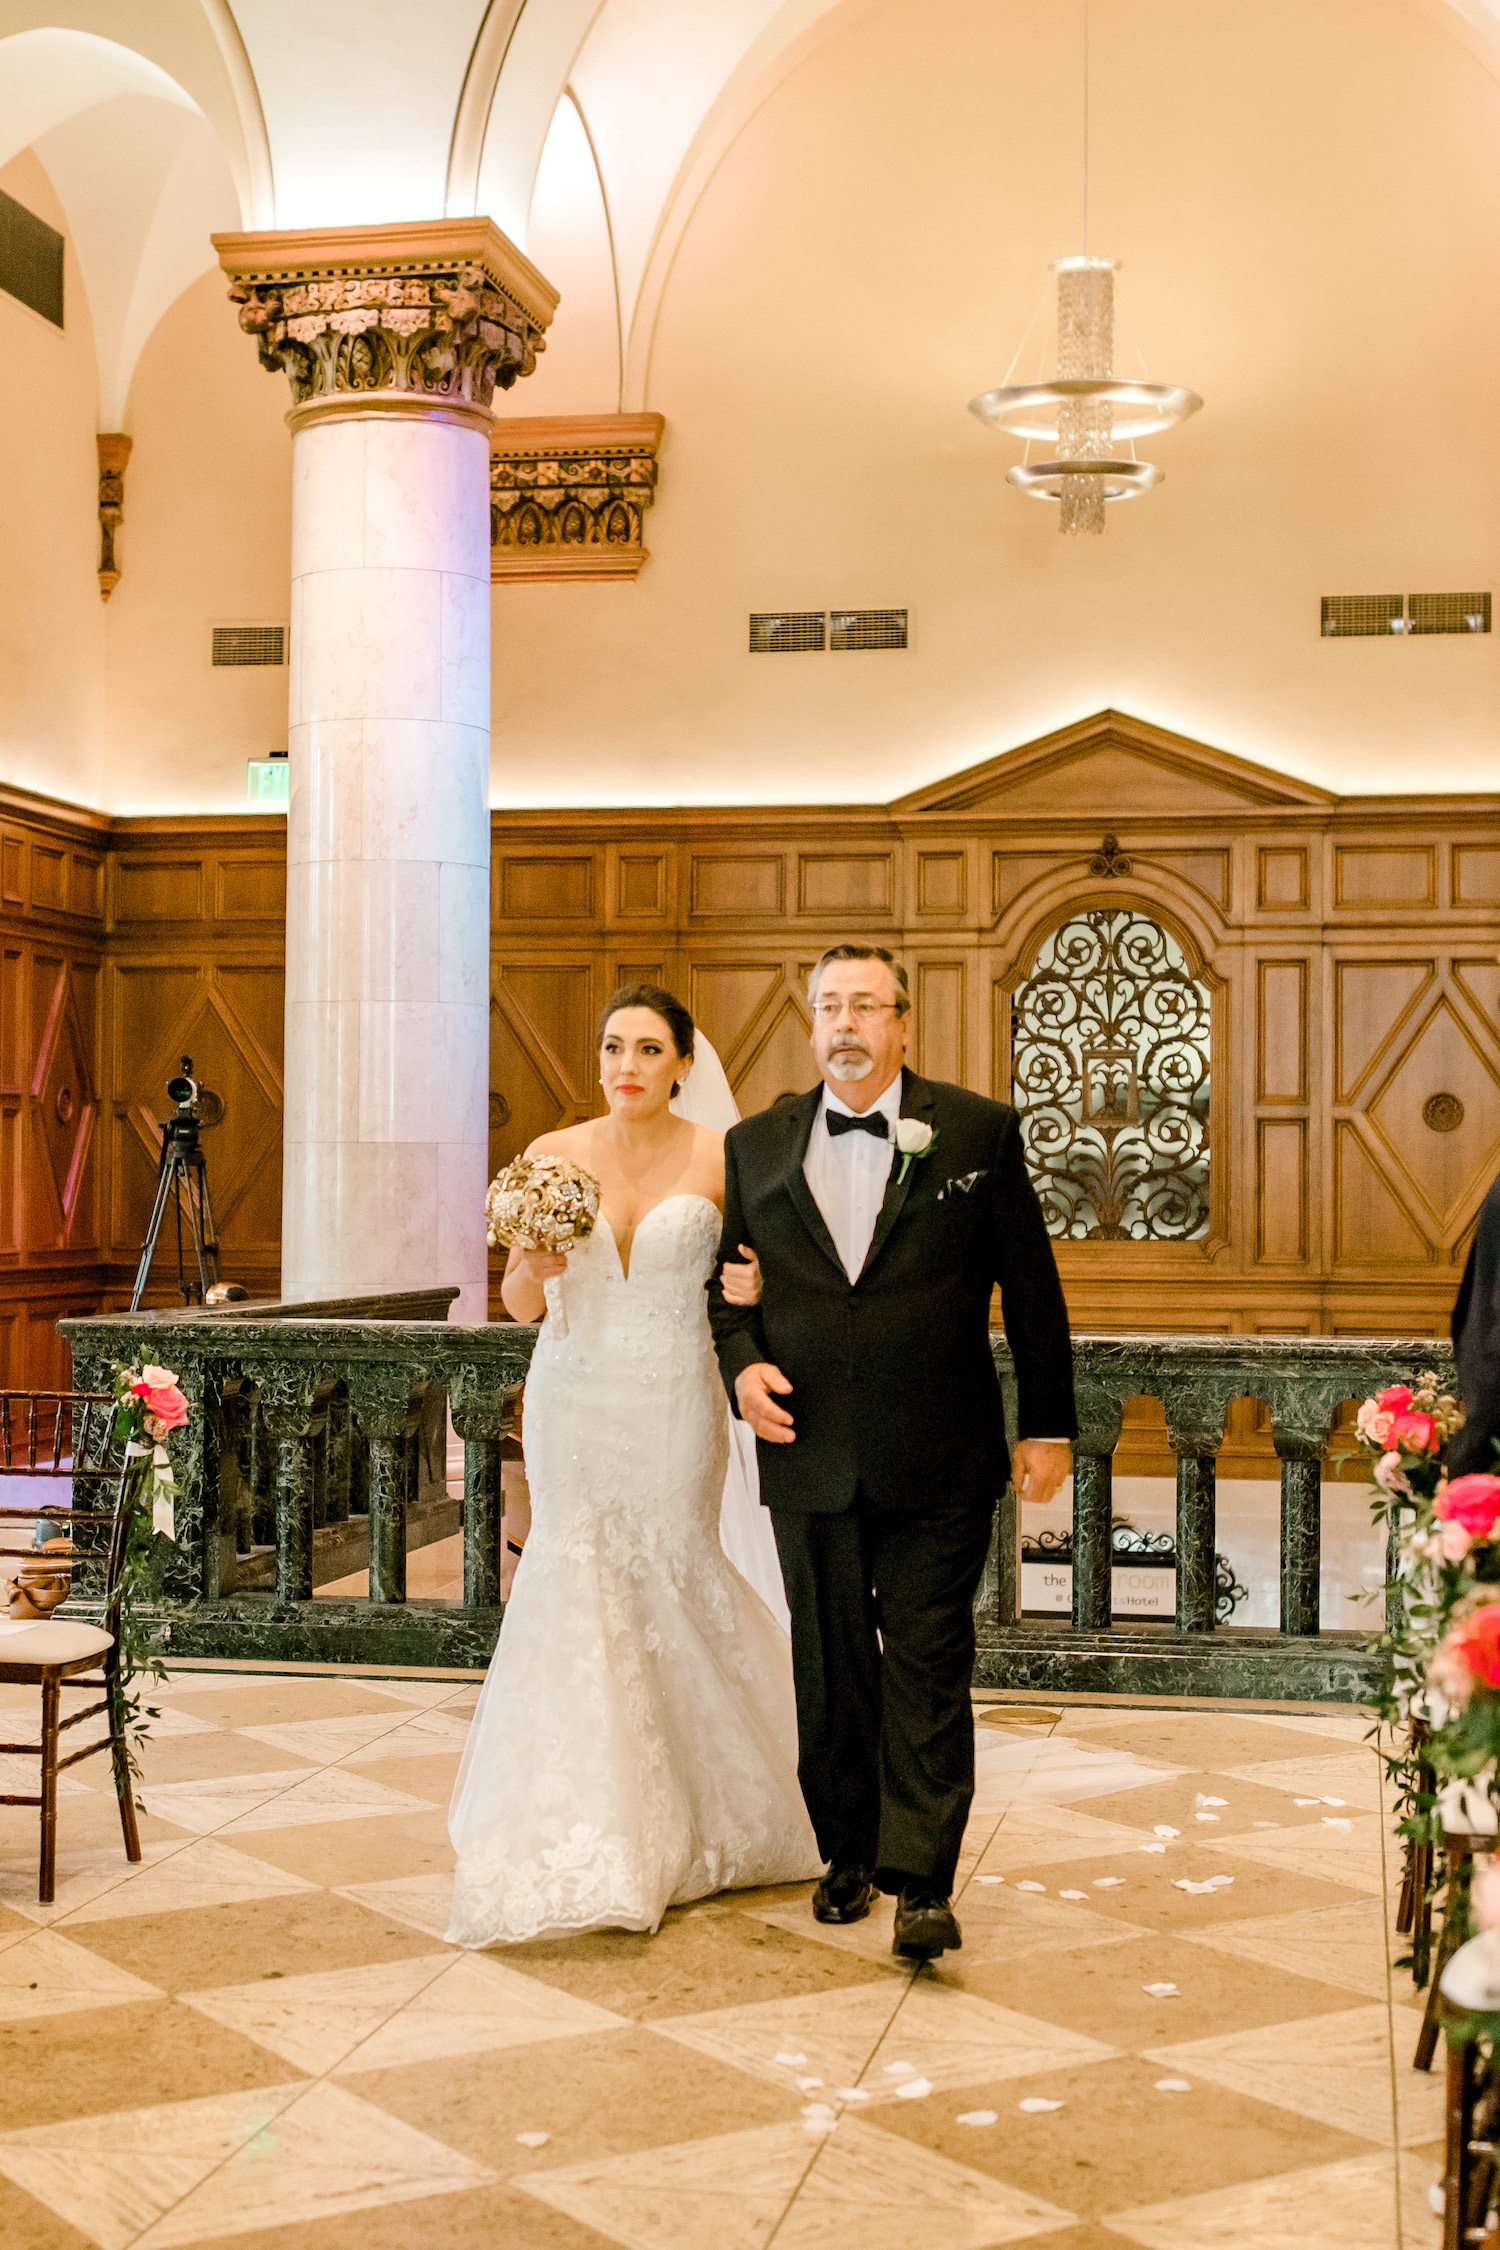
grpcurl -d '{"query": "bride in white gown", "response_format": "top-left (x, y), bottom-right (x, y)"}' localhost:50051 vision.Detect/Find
top-left (448, 985), bottom-right (821, 1947)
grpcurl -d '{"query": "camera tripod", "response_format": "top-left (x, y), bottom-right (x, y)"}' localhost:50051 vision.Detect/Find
top-left (130, 1105), bottom-right (222, 1313)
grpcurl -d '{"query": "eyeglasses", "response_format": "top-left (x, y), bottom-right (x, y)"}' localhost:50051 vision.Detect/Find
top-left (809, 998), bottom-right (901, 1022)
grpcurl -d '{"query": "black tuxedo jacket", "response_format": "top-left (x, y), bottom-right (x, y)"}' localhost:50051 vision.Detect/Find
top-left (1449, 1163), bottom-right (1500, 1477)
top-left (707, 1069), bottom-right (1077, 1512)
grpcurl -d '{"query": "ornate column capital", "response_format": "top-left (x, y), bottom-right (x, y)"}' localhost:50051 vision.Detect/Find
top-left (212, 218), bottom-right (559, 434)
top-left (490, 413), bottom-right (664, 580)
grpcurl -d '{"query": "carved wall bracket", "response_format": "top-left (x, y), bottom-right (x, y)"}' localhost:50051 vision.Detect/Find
top-left (490, 413), bottom-right (664, 581)
top-left (96, 434), bottom-right (131, 602)
top-left (213, 219), bottom-right (559, 425)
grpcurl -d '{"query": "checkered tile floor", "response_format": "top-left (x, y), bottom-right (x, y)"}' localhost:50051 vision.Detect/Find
top-left (0, 1671), bottom-right (1441, 2249)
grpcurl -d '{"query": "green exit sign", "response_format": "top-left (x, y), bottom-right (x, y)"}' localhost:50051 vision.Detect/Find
top-left (247, 760), bottom-right (290, 805)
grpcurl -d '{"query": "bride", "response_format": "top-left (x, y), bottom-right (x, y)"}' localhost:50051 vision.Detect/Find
top-left (448, 983), bottom-right (821, 1946)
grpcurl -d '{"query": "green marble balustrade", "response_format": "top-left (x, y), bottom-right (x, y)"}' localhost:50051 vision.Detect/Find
top-left (57, 1304), bottom-right (1450, 1698)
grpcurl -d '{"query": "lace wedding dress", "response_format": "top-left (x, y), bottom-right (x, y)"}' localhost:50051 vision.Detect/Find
top-left (448, 1194), bottom-right (821, 1945)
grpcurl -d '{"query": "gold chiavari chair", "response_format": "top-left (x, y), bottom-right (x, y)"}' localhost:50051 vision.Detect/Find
top-left (0, 1390), bottom-right (146, 1902)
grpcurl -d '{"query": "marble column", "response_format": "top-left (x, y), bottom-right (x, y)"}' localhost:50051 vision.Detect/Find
top-left (214, 222), bottom-right (557, 1320)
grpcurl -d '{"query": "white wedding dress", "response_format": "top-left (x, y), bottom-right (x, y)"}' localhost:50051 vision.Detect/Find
top-left (448, 1193), bottom-right (821, 1946)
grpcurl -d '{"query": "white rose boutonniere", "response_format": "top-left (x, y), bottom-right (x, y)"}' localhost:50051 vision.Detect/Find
top-left (894, 1117), bottom-right (937, 1184)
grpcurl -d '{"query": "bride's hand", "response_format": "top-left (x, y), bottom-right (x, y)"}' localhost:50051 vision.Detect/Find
top-left (513, 1248), bottom-right (568, 1286)
top-left (720, 1244), bottom-right (762, 1306)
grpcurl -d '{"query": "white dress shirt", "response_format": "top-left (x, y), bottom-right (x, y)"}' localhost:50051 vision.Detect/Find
top-left (803, 1076), bottom-right (903, 1281)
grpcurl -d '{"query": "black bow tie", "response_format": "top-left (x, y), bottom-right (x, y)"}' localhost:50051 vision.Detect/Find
top-left (826, 1108), bottom-right (889, 1141)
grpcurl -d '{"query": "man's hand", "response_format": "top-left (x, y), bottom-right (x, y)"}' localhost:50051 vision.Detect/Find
top-left (1012, 1438), bottom-right (1071, 1506)
top-left (735, 1362), bottom-right (795, 1443)
top-left (719, 1245), bottom-right (763, 1306)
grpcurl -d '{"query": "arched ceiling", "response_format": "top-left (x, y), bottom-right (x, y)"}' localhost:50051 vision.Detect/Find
top-left (0, 24), bottom-right (243, 422)
top-left (4, 0), bottom-right (1500, 423)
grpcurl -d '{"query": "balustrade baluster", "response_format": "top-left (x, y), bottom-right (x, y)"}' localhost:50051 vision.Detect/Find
top-left (347, 1368), bottom-right (416, 1605)
top-left (1277, 1454), bottom-right (1322, 1636)
top-left (1167, 1401), bottom-right (1225, 1634)
top-left (249, 1397), bottom-right (276, 1548)
top-left (204, 1376), bottom-right (248, 1600)
top-left (1071, 1455), bottom-right (1114, 1630)
top-left (325, 1386), bottom-right (352, 1523)
top-left (450, 1372), bottom-right (519, 1609)
top-left (1071, 1392), bottom-right (1123, 1633)
top-left (1270, 1389), bottom-right (1336, 1639)
top-left (310, 1399), bottom-right (329, 1529)
top-left (258, 1375), bottom-right (319, 1604)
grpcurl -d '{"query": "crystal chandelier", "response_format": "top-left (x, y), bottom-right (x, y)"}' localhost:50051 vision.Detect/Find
top-left (967, 10), bottom-right (1202, 534)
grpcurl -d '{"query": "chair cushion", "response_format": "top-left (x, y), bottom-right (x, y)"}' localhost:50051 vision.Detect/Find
top-left (0, 1618), bottom-right (113, 1664)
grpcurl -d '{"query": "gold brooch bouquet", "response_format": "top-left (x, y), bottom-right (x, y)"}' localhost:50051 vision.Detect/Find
top-left (485, 1154), bottom-right (601, 1338)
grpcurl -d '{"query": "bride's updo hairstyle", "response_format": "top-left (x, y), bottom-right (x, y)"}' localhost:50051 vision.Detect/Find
top-left (597, 984), bottom-right (695, 1095)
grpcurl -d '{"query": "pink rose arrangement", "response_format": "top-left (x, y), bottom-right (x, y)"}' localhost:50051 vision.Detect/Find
top-left (1430, 1599), bottom-right (1500, 1712)
top-left (1353, 1370), bottom-right (1463, 1511)
top-left (1432, 1474), bottom-right (1500, 1563)
top-left (111, 1360), bottom-right (190, 1547)
top-left (130, 1363), bottom-right (189, 1442)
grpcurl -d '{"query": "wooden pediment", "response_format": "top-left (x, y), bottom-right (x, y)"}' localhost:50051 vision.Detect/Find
top-left (892, 712), bottom-right (1336, 820)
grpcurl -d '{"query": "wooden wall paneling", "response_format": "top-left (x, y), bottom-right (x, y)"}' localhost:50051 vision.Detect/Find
top-left (795, 850), bottom-right (896, 921)
top-left (915, 846), bottom-right (968, 921)
top-left (111, 855), bottom-right (205, 924)
top-left (1333, 957), bottom-right (1434, 1102)
top-left (689, 851), bottom-right (785, 920)
top-left (70, 852), bottom-right (102, 920)
top-left (0, 941), bottom-right (20, 1097)
top-left (490, 963), bottom-right (598, 1169)
top-left (1333, 842), bottom-right (1437, 911)
top-left (100, 820), bottom-right (286, 1309)
top-left (605, 841), bottom-right (675, 927)
top-left (1257, 958), bottom-right (1308, 1104)
top-left (29, 953), bottom-right (100, 1253)
top-left (215, 853), bottom-right (287, 922)
top-left (1359, 983), bottom-right (1500, 1249)
top-left (0, 831), bottom-right (24, 908)
top-left (1145, 849), bottom-right (1231, 914)
top-left (1454, 844), bottom-right (1500, 907)
top-left (1333, 1119), bottom-right (1432, 1268)
top-left (913, 957), bottom-right (965, 1084)
top-left (493, 845), bottom-right (599, 926)
top-left (1256, 1118), bottom-right (1308, 1263)
top-left (1455, 957), bottom-right (1500, 1026)
top-left (1258, 844), bottom-right (1309, 911)
top-left (992, 853), bottom-right (1058, 920)
top-left (0, 1091), bottom-right (17, 1258)
top-left (0, 796), bottom-right (110, 1381)
top-left (688, 955), bottom-right (820, 1114)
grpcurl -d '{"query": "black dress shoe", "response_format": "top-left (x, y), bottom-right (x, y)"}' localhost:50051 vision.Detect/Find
top-left (892, 1885), bottom-right (962, 1960)
top-left (812, 1866), bottom-right (876, 1924)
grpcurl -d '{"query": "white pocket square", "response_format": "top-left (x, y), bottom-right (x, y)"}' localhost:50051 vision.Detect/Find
top-left (938, 1170), bottom-right (987, 1199)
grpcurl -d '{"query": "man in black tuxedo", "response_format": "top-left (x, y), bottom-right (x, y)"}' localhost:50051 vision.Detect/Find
top-left (708, 944), bottom-right (1076, 1960)
top-left (1450, 1163), bottom-right (1500, 1477)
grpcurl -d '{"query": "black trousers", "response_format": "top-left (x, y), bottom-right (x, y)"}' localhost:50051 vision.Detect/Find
top-left (769, 1494), bottom-right (995, 1894)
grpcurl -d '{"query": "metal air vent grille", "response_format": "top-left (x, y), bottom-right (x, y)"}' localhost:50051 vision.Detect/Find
top-left (0, 188), bottom-right (63, 328)
top-left (830, 608), bottom-right (908, 651)
top-left (1321, 596), bottom-right (1403, 638)
top-left (1409, 591), bottom-right (1491, 635)
top-left (212, 626), bottom-right (286, 667)
top-left (749, 612), bottom-right (826, 654)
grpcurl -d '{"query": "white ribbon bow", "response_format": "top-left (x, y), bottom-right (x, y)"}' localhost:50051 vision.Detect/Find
top-left (124, 1439), bottom-right (176, 1541)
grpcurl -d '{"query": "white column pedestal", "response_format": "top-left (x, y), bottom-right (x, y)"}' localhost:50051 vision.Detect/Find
top-left (281, 401), bottom-right (492, 1321)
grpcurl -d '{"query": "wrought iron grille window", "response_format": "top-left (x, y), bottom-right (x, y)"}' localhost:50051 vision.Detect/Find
top-left (1010, 908), bottom-right (1211, 1240)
